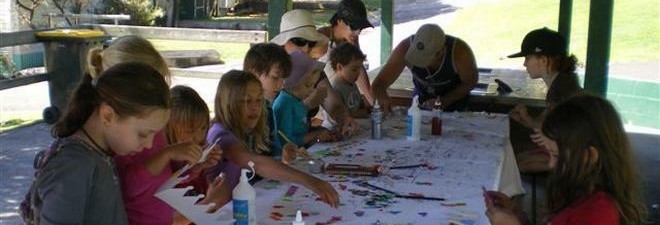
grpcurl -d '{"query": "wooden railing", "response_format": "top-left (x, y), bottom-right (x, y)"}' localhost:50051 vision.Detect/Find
top-left (43, 13), bottom-right (131, 28)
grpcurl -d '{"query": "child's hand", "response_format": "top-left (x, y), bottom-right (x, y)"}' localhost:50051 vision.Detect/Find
top-left (483, 190), bottom-right (523, 222)
top-left (510, 104), bottom-right (532, 127)
top-left (317, 130), bottom-right (340, 142)
top-left (190, 147), bottom-right (222, 173)
top-left (281, 143), bottom-right (310, 164)
top-left (304, 176), bottom-right (340, 208)
top-left (485, 204), bottom-right (522, 225)
top-left (340, 116), bottom-right (360, 138)
top-left (530, 129), bottom-right (547, 147)
top-left (198, 173), bottom-right (227, 213)
top-left (166, 142), bottom-right (202, 165)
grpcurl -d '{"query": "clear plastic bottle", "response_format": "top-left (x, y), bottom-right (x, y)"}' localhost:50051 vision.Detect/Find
top-left (371, 100), bottom-right (383, 139)
top-left (406, 96), bottom-right (421, 141)
top-left (233, 164), bottom-right (256, 225)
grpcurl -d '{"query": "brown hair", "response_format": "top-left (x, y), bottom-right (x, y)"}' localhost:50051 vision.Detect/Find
top-left (87, 35), bottom-right (171, 84)
top-left (165, 85), bottom-right (210, 145)
top-left (243, 43), bottom-right (292, 79)
top-left (213, 70), bottom-right (270, 154)
top-left (542, 94), bottom-right (647, 225)
top-left (52, 62), bottom-right (171, 138)
top-left (330, 42), bottom-right (365, 70)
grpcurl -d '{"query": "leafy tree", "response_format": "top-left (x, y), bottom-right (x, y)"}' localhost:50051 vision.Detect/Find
top-left (105, 0), bottom-right (164, 26)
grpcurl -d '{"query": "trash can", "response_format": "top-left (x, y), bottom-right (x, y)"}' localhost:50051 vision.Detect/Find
top-left (36, 29), bottom-right (109, 124)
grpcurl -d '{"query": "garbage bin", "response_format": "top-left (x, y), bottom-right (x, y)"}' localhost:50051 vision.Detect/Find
top-left (36, 29), bottom-right (109, 124)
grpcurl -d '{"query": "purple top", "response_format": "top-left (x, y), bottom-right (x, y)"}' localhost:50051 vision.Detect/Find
top-left (205, 122), bottom-right (241, 189)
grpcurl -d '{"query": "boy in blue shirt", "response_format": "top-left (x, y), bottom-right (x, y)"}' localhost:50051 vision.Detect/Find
top-left (272, 51), bottom-right (337, 160)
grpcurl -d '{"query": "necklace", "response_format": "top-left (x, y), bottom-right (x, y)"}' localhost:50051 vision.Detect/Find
top-left (81, 128), bottom-right (113, 158)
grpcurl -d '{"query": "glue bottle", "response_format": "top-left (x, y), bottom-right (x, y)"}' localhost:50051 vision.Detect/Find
top-left (371, 100), bottom-right (383, 139)
top-left (292, 210), bottom-right (305, 225)
top-left (233, 162), bottom-right (256, 225)
top-left (406, 95), bottom-right (421, 141)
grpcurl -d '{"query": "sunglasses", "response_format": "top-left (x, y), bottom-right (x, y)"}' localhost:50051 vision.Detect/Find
top-left (290, 37), bottom-right (317, 48)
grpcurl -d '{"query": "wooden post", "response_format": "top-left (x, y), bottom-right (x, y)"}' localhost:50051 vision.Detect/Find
top-left (267, 0), bottom-right (292, 40)
top-left (584, 0), bottom-right (613, 96)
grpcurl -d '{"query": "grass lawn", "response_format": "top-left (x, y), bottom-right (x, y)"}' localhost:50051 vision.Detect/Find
top-left (445, 0), bottom-right (659, 68)
top-left (0, 111), bottom-right (41, 132)
top-left (211, 10), bottom-right (335, 27)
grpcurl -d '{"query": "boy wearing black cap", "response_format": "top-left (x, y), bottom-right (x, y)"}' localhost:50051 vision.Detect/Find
top-left (372, 24), bottom-right (479, 112)
top-left (507, 27), bottom-right (582, 173)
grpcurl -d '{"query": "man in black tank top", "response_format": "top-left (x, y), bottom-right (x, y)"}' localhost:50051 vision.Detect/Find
top-left (372, 24), bottom-right (478, 112)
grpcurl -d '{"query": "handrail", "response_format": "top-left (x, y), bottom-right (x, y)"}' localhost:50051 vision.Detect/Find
top-left (94, 24), bottom-right (268, 44)
top-left (44, 13), bottom-right (131, 27)
top-left (0, 29), bottom-right (52, 48)
top-left (0, 73), bottom-right (50, 91)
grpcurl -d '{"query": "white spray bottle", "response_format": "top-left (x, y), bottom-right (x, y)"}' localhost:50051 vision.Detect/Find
top-left (406, 95), bottom-right (422, 141)
top-left (233, 161), bottom-right (256, 225)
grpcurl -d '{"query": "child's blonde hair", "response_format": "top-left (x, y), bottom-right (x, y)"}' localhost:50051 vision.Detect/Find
top-left (165, 85), bottom-right (210, 145)
top-left (213, 70), bottom-right (270, 154)
top-left (87, 35), bottom-right (171, 85)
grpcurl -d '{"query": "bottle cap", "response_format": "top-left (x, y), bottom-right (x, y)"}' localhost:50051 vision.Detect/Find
top-left (292, 209), bottom-right (305, 225)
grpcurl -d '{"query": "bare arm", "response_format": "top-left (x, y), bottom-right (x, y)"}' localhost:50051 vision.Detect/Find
top-left (224, 143), bottom-right (339, 207)
top-left (434, 39), bottom-right (478, 109)
top-left (356, 68), bottom-right (374, 105)
top-left (372, 39), bottom-right (410, 112)
top-left (317, 77), bottom-right (351, 125)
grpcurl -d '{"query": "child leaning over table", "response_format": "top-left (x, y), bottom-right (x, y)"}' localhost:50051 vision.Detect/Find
top-left (323, 42), bottom-right (370, 131)
top-left (203, 70), bottom-right (340, 210)
top-left (272, 50), bottom-right (338, 163)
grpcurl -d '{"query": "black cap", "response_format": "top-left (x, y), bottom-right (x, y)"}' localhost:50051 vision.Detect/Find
top-left (508, 27), bottom-right (567, 58)
top-left (333, 0), bottom-right (373, 30)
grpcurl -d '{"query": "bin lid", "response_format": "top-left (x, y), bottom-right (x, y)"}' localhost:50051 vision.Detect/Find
top-left (36, 29), bottom-right (105, 38)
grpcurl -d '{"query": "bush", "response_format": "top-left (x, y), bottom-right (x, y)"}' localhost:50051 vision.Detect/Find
top-left (105, 0), bottom-right (164, 26)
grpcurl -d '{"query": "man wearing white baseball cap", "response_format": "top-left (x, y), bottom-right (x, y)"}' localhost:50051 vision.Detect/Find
top-left (372, 24), bottom-right (478, 112)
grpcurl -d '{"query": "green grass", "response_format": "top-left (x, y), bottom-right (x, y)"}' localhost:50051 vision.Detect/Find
top-left (0, 111), bottom-right (41, 132)
top-left (149, 39), bottom-right (251, 63)
top-left (446, 0), bottom-right (659, 68)
top-left (210, 10), bottom-right (335, 27)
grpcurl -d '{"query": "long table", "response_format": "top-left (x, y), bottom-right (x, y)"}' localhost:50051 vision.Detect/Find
top-left (214, 111), bottom-right (524, 225)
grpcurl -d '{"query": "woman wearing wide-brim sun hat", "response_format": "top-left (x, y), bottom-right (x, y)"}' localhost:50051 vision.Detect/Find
top-left (270, 9), bottom-right (329, 58)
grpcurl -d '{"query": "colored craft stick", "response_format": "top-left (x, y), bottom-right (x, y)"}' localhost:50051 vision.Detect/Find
top-left (277, 130), bottom-right (294, 144)
top-left (360, 181), bottom-right (445, 201)
top-left (390, 164), bottom-right (426, 169)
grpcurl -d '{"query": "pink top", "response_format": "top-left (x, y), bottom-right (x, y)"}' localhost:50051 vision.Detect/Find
top-left (115, 131), bottom-right (174, 225)
top-left (547, 191), bottom-right (619, 225)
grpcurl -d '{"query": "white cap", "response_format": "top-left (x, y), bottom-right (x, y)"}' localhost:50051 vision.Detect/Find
top-left (405, 24), bottom-right (446, 68)
top-left (292, 210), bottom-right (305, 225)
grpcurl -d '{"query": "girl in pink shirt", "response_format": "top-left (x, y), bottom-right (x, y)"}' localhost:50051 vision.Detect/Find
top-left (484, 94), bottom-right (647, 225)
top-left (115, 85), bottom-right (222, 225)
